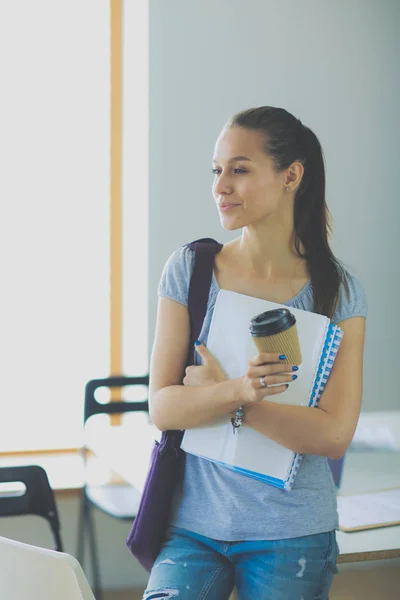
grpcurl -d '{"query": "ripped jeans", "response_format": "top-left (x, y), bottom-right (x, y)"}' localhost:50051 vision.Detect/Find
top-left (142, 525), bottom-right (339, 600)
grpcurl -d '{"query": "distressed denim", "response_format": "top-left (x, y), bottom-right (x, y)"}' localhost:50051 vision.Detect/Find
top-left (142, 525), bottom-right (339, 600)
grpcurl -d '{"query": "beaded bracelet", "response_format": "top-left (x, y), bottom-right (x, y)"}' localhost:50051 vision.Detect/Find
top-left (231, 406), bottom-right (244, 433)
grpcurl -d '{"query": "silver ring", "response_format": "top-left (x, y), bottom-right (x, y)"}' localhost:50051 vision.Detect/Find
top-left (260, 376), bottom-right (267, 388)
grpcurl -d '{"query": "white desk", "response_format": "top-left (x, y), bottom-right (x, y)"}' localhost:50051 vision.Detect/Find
top-left (336, 451), bottom-right (400, 563)
top-left (85, 415), bottom-right (400, 564)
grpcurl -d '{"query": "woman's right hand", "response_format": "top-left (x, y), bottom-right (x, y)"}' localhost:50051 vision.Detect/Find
top-left (238, 352), bottom-right (299, 404)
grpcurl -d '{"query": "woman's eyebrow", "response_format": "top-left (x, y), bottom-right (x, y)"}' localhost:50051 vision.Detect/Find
top-left (212, 156), bottom-right (252, 164)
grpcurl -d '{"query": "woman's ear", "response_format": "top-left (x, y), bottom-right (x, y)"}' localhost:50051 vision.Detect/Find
top-left (285, 161), bottom-right (304, 191)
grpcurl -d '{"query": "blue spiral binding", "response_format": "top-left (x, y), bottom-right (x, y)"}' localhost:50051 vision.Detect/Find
top-left (284, 323), bottom-right (344, 491)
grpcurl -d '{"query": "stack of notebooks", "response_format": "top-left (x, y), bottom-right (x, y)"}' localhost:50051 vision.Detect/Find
top-left (181, 290), bottom-right (344, 491)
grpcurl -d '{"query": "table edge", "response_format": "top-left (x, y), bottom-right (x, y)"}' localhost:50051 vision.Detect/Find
top-left (338, 548), bottom-right (400, 563)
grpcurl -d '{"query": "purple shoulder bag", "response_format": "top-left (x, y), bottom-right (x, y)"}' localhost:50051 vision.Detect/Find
top-left (126, 238), bottom-right (223, 572)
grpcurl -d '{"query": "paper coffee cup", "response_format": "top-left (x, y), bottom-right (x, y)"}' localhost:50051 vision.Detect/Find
top-left (249, 308), bottom-right (302, 365)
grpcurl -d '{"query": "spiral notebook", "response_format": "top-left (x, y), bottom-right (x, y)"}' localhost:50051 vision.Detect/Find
top-left (181, 289), bottom-right (344, 491)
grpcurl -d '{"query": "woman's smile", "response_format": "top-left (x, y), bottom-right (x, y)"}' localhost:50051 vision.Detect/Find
top-left (218, 203), bottom-right (241, 212)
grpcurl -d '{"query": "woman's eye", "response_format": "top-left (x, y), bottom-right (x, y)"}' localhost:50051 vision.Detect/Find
top-left (211, 168), bottom-right (247, 175)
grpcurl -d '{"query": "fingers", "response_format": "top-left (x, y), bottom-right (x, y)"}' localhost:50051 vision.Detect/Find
top-left (248, 372), bottom-right (294, 389)
top-left (247, 362), bottom-right (298, 378)
top-left (260, 373), bottom-right (295, 387)
top-left (194, 341), bottom-right (213, 361)
top-left (244, 363), bottom-right (299, 403)
top-left (259, 383), bottom-right (289, 397)
top-left (248, 352), bottom-right (288, 367)
top-left (248, 373), bottom-right (294, 402)
top-left (242, 374), bottom-right (292, 403)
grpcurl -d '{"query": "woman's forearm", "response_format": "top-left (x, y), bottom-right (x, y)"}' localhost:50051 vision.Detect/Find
top-left (151, 377), bottom-right (345, 460)
top-left (150, 379), bottom-right (243, 431)
top-left (244, 401), bottom-right (344, 459)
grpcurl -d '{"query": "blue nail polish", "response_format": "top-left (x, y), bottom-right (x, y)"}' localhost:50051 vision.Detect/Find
top-left (292, 366), bottom-right (299, 371)
top-left (194, 340), bottom-right (201, 346)
top-left (292, 374), bottom-right (298, 380)
top-left (279, 355), bottom-right (286, 360)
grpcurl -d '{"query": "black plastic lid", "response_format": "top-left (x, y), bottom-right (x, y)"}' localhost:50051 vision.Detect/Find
top-left (249, 308), bottom-right (296, 337)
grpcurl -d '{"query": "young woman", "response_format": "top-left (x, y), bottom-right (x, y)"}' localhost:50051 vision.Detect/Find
top-left (143, 106), bottom-right (367, 599)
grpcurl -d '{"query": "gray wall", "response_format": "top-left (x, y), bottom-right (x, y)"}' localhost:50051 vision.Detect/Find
top-left (148, 0), bottom-right (400, 411)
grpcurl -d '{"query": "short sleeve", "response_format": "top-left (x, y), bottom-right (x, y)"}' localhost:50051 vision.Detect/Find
top-left (331, 270), bottom-right (368, 324)
top-left (157, 245), bottom-right (195, 307)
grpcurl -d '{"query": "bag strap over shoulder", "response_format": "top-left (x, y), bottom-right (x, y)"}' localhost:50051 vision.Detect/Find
top-left (160, 238), bottom-right (223, 447)
top-left (185, 238), bottom-right (223, 354)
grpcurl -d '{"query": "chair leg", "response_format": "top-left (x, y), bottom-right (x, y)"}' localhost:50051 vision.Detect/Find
top-left (77, 490), bottom-right (103, 600)
top-left (85, 494), bottom-right (103, 600)
top-left (77, 488), bottom-right (86, 567)
top-left (52, 526), bottom-right (64, 553)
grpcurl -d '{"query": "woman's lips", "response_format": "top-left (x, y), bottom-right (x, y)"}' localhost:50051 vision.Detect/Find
top-left (218, 203), bottom-right (240, 212)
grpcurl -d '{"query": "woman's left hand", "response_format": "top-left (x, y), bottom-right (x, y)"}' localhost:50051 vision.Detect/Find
top-left (183, 342), bottom-right (227, 387)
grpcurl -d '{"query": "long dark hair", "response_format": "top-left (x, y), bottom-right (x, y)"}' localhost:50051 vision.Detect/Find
top-left (227, 106), bottom-right (349, 319)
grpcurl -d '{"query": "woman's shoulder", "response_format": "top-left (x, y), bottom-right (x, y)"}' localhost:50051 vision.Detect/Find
top-left (332, 267), bottom-right (368, 324)
top-left (163, 244), bottom-right (196, 276)
top-left (157, 244), bottom-right (195, 307)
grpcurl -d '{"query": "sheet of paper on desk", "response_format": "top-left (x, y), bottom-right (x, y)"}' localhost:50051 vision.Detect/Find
top-left (337, 488), bottom-right (400, 532)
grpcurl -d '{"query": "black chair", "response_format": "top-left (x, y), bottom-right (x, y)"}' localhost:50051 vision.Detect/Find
top-left (77, 375), bottom-right (149, 600)
top-left (0, 464), bottom-right (63, 552)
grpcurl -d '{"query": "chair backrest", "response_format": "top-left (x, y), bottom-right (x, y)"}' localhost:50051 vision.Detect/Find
top-left (0, 535), bottom-right (95, 600)
top-left (84, 375), bottom-right (149, 425)
top-left (0, 465), bottom-right (63, 551)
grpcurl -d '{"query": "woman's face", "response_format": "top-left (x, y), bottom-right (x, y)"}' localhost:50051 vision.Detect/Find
top-left (212, 127), bottom-right (286, 231)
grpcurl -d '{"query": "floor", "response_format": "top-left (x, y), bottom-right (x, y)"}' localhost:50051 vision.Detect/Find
top-left (103, 566), bottom-right (400, 599)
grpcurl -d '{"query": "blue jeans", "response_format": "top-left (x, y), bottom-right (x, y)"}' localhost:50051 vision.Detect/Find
top-left (142, 525), bottom-right (339, 599)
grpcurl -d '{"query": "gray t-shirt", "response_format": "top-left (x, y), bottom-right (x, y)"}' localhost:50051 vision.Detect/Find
top-left (158, 244), bottom-right (368, 541)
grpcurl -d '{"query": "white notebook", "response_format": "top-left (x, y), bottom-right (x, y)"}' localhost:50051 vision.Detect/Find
top-left (181, 289), bottom-right (343, 491)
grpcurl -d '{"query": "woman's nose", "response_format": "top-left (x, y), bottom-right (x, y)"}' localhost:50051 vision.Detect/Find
top-left (214, 173), bottom-right (232, 195)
